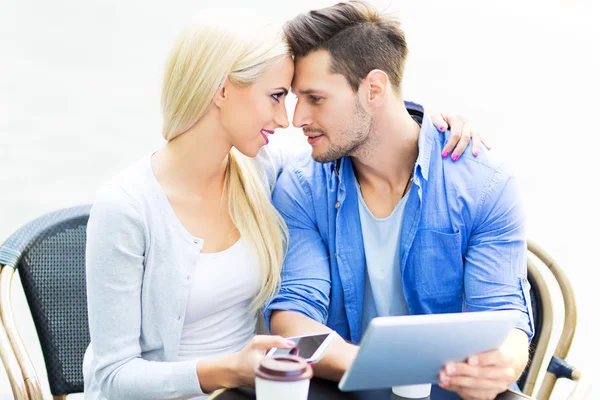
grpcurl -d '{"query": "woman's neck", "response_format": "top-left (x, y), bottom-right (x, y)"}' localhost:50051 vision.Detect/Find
top-left (152, 113), bottom-right (231, 195)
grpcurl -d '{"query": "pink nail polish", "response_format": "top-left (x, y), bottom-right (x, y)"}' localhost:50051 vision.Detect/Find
top-left (473, 151), bottom-right (479, 157)
top-left (442, 151), bottom-right (449, 158)
top-left (452, 154), bottom-right (459, 161)
top-left (439, 125), bottom-right (446, 132)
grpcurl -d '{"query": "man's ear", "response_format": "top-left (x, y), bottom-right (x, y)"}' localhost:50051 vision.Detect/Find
top-left (213, 78), bottom-right (229, 108)
top-left (363, 69), bottom-right (389, 106)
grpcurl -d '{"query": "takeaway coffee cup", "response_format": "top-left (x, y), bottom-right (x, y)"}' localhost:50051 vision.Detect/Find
top-left (392, 383), bottom-right (432, 398)
top-left (255, 355), bottom-right (313, 400)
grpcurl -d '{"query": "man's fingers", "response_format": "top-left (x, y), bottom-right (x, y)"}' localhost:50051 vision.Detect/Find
top-left (441, 374), bottom-right (497, 390)
top-left (453, 387), bottom-right (501, 400)
top-left (442, 362), bottom-right (515, 382)
top-left (439, 371), bottom-right (506, 395)
top-left (471, 349), bottom-right (513, 368)
top-left (444, 362), bottom-right (480, 378)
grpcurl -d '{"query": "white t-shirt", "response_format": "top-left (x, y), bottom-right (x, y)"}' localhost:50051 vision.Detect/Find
top-left (178, 238), bottom-right (261, 361)
top-left (354, 177), bottom-right (410, 334)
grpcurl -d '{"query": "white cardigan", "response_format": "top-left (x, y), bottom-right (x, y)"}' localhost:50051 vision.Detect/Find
top-left (83, 147), bottom-right (287, 400)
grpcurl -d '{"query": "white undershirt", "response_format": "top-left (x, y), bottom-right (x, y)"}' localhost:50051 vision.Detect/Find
top-left (178, 238), bottom-right (262, 361)
top-left (355, 177), bottom-right (410, 334)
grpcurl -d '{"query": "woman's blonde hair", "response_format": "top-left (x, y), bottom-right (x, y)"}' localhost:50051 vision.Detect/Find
top-left (161, 10), bottom-right (291, 311)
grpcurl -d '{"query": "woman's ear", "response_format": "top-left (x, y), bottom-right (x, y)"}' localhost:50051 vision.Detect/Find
top-left (213, 78), bottom-right (229, 108)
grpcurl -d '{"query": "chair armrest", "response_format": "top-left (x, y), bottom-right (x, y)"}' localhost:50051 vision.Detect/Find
top-left (568, 370), bottom-right (592, 400)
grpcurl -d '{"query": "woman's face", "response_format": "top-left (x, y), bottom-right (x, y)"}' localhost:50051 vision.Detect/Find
top-left (219, 56), bottom-right (294, 157)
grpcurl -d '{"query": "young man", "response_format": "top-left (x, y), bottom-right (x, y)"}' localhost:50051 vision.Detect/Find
top-left (265, 2), bottom-right (533, 399)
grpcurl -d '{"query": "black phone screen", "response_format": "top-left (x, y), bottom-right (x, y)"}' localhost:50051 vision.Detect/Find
top-left (269, 333), bottom-right (331, 360)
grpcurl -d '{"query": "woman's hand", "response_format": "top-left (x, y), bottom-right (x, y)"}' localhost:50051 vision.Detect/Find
top-left (231, 335), bottom-right (296, 387)
top-left (429, 111), bottom-right (491, 161)
top-left (196, 335), bottom-right (295, 393)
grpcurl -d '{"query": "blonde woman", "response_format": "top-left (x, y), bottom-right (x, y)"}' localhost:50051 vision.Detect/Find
top-left (83, 8), bottom-right (481, 400)
top-left (84, 10), bottom-right (295, 400)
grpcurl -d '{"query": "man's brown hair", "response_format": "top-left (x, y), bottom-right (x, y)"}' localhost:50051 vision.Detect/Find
top-left (284, 1), bottom-right (408, 93)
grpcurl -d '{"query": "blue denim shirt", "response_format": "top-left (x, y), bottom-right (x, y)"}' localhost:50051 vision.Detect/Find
top-left (265, 103), bottom-right (534, 345)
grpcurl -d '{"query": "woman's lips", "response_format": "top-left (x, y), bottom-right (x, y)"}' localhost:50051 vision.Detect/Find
top-left (261, 129), bottom-right (274, 144)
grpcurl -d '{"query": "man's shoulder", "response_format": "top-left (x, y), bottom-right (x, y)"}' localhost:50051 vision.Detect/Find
top-left (447, 147), bottom-right (512, 189)
top-left (430, 127), bottom-right (514, 190)
top-left (416, 119), bottom-right (517, 219)
top-left (428, 132), bottom-right (518, 223)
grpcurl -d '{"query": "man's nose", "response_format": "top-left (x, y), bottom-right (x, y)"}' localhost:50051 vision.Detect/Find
top-left (292, 102), bottom-right (312, 128)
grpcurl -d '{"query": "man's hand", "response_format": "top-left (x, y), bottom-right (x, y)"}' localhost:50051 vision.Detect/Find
top-left (438, 349), bottom-right (518, 400)
top-left (429, 111), bottom-right (491, 161)
top-left (270, 310), bottom-right (358, 381)
top-left (438, 329), bottom-right (529, 400)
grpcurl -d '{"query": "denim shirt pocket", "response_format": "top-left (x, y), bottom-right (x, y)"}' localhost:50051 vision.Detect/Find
top-left (406, 229), bottom-right (464, 300)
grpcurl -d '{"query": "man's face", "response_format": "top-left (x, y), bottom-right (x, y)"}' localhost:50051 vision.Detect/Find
top-left (291, 50), bottom-right (372, 163)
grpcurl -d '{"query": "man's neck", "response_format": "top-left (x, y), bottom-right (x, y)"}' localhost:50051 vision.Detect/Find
top-left (351, 101), bottom-right (420, 192)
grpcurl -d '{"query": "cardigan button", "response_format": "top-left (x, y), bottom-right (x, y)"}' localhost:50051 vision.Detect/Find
top-left (335, 201), bottom-right (341, 209)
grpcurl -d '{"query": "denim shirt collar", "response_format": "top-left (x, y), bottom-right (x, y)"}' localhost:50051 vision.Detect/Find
top-left (415, 114), bottom-right (435, 182)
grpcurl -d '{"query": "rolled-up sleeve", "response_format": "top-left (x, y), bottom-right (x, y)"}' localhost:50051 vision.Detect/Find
top-left (464, 171), bottom-right (535, 340)
top-left (264, 165), bottom-right (331, 331)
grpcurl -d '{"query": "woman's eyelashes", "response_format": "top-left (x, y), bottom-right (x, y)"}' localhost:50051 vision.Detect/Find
top-left (270, 92), bottom-right (286, 103)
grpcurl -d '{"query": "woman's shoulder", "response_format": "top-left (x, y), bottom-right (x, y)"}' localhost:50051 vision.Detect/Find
top-left (97, 154), bottom-right (153, 203)
top-left (91, 154), bottom-right (156, 222)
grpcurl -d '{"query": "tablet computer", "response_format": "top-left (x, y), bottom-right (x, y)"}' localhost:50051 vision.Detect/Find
top-left (338, 310), bottom-right (519, 392)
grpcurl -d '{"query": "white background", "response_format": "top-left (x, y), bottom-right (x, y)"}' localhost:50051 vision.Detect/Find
top-left (1, 0), bottom-right (598, 398)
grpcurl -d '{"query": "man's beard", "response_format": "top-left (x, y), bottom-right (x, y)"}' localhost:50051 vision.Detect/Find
top-left (312, 98), bottom-right (373, 164)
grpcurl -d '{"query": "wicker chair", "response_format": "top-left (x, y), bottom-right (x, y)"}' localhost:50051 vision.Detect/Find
top-left (518, 240), bottom-right (589, 399)
top-left (0, 205), bottom-right (91, 399)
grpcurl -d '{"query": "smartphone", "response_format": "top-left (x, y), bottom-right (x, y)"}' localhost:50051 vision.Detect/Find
top-left (266, 332), bottom-right (335, 363)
